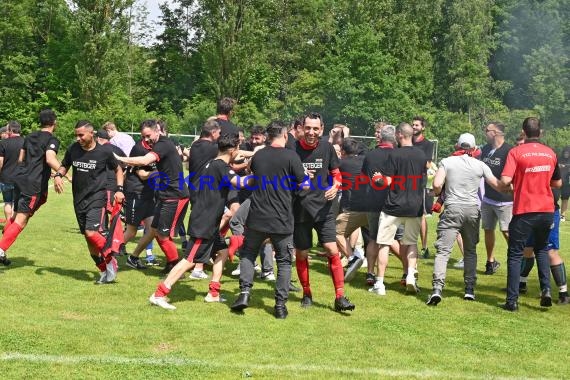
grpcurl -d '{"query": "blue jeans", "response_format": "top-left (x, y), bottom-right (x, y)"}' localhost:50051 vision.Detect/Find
top-left (506, 212), bottom-right (553, 303)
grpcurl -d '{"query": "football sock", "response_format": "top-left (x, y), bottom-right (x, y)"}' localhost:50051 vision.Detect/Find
top-left (155, 282), bottom-right (171, 297)
top-left (209, 281), bottom-right (221, 297)
top-left (0, 222), bottom-right (23, 251)
top-left (156, 237), bottom-right (179, 263)
top-left (551, 263), bottom-right (568, 293)
top-left (93, 255), bottom-right (106, 272)
top-left (520, 256), bottom-right (535, 277)
top-left (86, 232), bottom-right (106, 253)
top-left (328, 254), bottom-right (345, 298)
top-left (295, 257), bottom-right (311, 297)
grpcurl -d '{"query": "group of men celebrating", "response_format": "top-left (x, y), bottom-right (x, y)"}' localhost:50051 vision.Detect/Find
top-left (0, 100), bottom-right (565, 318)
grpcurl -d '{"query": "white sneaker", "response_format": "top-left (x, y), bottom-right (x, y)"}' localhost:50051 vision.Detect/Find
top-left (190, 270), bottom-right (209, 280)
top-left (105, 257), bottom-right (118, 282)
top-left (231, 266), bottom-right (241, 276)
top-left (453, 259), bottom-right (464, 269)
top-left (260, 271), bottom-right (276, 281)
top-left (406, 275), bottom-right (420, 293)
top-left (254, 264), bottom-right (262, 273)
top-left (149, 294), bottom-right (176, 310)
top-left (368, 281), bottom-right (386, 295)
top-left (204, 293), bottom-right (227, 303)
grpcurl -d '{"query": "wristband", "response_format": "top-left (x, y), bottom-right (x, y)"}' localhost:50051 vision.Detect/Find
top-left (116, 186), bottom-right (124, 192)
top-left (54, 172), bottom-right (64, 178)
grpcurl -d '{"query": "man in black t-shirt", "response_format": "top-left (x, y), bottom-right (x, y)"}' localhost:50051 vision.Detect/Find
top-left (293, 112), bottom-right (355, 312)
top-left (215, 97), bottom-right (240, 139)
top-left (149, 135), bottom-right (252, 310)
top-left (55, 120), bottom-right (124, 284)
top-left (0, 109), bottom-right (62, 267)
top-left (412, 116), bottom-right (434, 259)
top-left (285, 117), bottom-right (303, 150)
top-left (115, 120), bottom-right (190, 274)
top-left (0, 121), bottom-right (25, 222)
top-left (230, 123), bottom-right (306, 318)
top-left (188, 120), bottom-right (221, 199)
top-left (371, 123), bottom-right (427, 296)
top-left (480, 122), bottom-right (512, 275)
top-left (122, 138), bottom-right (159, 269)
top-left (335, 138), bottom-right (369, 282)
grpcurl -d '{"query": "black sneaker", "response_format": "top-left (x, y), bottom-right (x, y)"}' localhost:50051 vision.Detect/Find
top-left (558, 294), bottom-right (570, 305)
top-left (502, 302), bottom-right (518, 312)
top-left (540, 289), bottom-right (552, 307)
top-left (126, 255), bottom-right (147, 270)
top-left (334, 296), bottom-right (355, 312)
top-left (274, 304), bottom-right (288, 319)
top-left (366, 272), bottom-right (375, 286)
top-left (421, 248), bottom-right (430, 259)
top-left (484, 260), bottom-right (500, 275)
top-left (300, 294), bottom-right (313, 308)
top-left (426, 289), bottom-right (442, 306)
top-left (519, 282), bottom-right (528, 294)
top-left (0, 254), bottom-right (11, 266)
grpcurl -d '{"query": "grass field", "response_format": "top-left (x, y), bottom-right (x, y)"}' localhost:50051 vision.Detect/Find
top-left (1, 187), bottom-right (569, 379)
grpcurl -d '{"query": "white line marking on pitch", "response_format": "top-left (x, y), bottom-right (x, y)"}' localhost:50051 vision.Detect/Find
top-left (0, 352), bottom-right (554, 379)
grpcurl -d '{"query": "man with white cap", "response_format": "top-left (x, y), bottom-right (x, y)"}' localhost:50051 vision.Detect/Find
top-left (427, 133), bottom-right (504, 305)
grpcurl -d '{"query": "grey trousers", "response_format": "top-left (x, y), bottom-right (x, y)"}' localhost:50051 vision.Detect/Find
top-left (229, 198), bottom-right (274, 272)
top-left (432, 205), bottom-right (480, 291)
top-left (238, 228), bottom-right (295, 304)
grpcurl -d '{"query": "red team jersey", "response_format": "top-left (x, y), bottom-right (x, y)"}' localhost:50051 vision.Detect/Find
top-left (501, 142), bottom-right (560, 215)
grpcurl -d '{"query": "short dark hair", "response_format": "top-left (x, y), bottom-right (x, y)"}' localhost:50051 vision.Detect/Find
top-left (522, 117), bottom-right (541, 138)
top-left (140, 119), bottom-right (159, 131)
top-left (217, 97), bottom-right (236, 115)
top-left (292, 117), bottom-right (303, 130)
top-left (341, 138), bottom-right (360, 156)
top-left (75, 120), bottom-right (94, 130)
top-left (200, 120), bottom-right (220, 138)
top-left (6, 120), bottom-right (21, 134)
top-left (217, 134), bottom-right (240, 152)
top-left (39, 109), bottom-right (56, 126)
top-left (266, 121), bottom-right (288, 141)
top-left (302, 112), bottom-right (324, 127)
top-left (412, 116), bottom-right (426, 127)
top-left (157, 120), bottom-right (167, 134)
top-left (250, 125), bottom-right (266, 136)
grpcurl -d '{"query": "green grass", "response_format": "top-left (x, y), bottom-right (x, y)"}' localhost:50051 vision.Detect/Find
top-left (1, 188), bottom-right (569, 379)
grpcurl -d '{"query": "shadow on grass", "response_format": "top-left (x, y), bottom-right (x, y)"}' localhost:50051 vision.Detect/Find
top-left (34, 265), bottom-right (98, 282)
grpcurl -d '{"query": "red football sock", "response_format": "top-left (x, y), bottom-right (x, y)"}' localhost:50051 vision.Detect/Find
top-left (3, 217), bottom-right (14, 233)
top-left (154, 282), bottom-right (171, 298)
top-left (86, 233), bottom-right (106, 253)
top-left (328, 254), bottom-right (345, 298)
top-left (228, 235), bottom-right (244, 262)
top-left (95, 257), bottom-right (106, 272)
top-left (209, 281), bottom-right (221, 297)
top-left (295, 257), bottom-right (311, 297)
top-left (0, 222), bottom-right (24, 251)
top-left (156, 237), bottom-right (179, 263)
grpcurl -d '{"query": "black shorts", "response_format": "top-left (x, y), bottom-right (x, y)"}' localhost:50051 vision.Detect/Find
top-left (185, 234), bottom-right (227, 264)
top-left (14, 188), bottom-right (47, 217)
top-left (75, 206), bottom-right (106, 234)
top-left (124, 194), bottom-right (155, 226)
top-left (151, 198), bottom-right (189, 238)
top-left (294, 213), bottom-right (336, 251)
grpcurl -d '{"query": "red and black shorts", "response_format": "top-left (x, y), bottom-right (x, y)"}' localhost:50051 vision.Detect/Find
top-left (75, 205), bottom-right (107, 235)
top-left (184, 234), bottom-right (228, 264)
top-left (151, 198), bottom-right (189, 238)
top-left (14, 189), bottom-right (48, 217)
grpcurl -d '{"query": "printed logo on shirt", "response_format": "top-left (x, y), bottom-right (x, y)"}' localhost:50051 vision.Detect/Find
top-left (525, 165), bottom-right (552, 173)
top-left (73, 159), bottom-right (97, 172)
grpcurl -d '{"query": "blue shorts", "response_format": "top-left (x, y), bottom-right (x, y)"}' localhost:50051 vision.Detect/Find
top-left (526, 209), bottom-right (559, 250)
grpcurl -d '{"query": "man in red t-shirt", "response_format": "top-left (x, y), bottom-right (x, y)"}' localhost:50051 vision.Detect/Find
top-left (500, 117), bottom-right (562, 311)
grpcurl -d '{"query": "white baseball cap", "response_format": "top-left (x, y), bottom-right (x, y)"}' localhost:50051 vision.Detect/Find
top-left (457, 133), bottom-right (476, 149)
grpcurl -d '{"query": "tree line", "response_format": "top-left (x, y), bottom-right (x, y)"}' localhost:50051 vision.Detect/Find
top-left (1, 0), bottom-right (568, 157)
